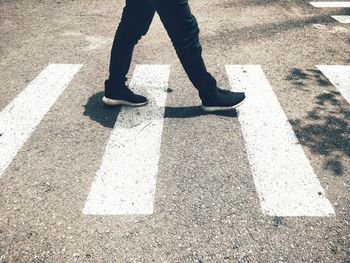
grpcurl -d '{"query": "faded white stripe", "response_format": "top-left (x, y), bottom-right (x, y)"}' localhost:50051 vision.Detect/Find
top-left (310, 1), bottom-right (350, 7)
top-left (0, 64), bottom-right (82, 177)
top-left (225, 65), bottom-right (335, 217)
top-left (83, 65), bottom-right (170, 215)
top-left (331, 15), bottom-right (350, 23)
top-left (317, 65), bottom-right (350, 104)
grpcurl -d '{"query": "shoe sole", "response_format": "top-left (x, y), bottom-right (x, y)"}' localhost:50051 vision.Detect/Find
top-left (200, 97), bottom-right (246, 112)
top-left (102, 96), bottom-right (148, 107)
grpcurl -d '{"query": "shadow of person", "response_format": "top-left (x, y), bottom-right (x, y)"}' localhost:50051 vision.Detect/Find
top-left (164, 106), bottom-right (238, 118)
top-left (83, 91), bottom-right (122, 128)
top-left (83, 92), bottom-right (238, 128)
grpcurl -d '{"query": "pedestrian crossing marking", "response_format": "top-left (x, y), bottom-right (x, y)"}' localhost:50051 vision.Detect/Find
top-left (310, 2), bottom-right (350, 24)
top-left (310, 1), bottom-right (350, 7)
top-left (1, 63), bottom-right (345, 217)
top-left (83, 65), bottom-right (170, 215)
top-left (225, 65), bottom-right (335, 217)
top-left (331, 15), bottom-right (350, 23)
top-left (0, 64), bottom-right (82, 178)
top-left (317, 65), bottom-right (350, 104)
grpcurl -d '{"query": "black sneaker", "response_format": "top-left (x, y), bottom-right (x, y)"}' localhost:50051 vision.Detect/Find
top-left (201, 87), bottom-right (246, 112)
top-left (102, 87), bottom-right (148, 107)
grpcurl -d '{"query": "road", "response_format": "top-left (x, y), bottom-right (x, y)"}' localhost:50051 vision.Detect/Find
top-left (0, 0), bottom-right (349, 262)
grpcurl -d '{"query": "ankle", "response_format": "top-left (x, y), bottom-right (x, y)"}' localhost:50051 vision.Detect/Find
top-left (200, 87), bottom-right (218, 102)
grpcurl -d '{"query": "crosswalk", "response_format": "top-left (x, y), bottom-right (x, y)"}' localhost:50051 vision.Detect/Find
top-left (317, 65), bottom-right (350, 104)
top-left (330, 15), bottom-right (350, 23)
top-left (0, 64), bottom-right (82, 178)
top-left (310, 1), bottom-right (350, 7)
top-left (310, 1), bottom-right (350, 23)
top-left (226, 65), bottom-right (335, 217)
top-left (0, 63), bottom-right (349, 217)
top-left (83, 65), bottom-right (170, 215)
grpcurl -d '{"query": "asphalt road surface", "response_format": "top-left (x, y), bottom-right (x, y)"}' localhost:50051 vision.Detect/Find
top-left (0, 0), bottom-right (350, 262)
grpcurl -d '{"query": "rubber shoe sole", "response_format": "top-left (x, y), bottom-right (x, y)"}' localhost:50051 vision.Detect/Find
top-left (200, 97), bottom-right (246, 112)
top-left (102, 96), bottom-right (148, 107)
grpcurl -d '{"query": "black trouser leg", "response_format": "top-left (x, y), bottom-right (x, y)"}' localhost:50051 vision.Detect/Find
top-left (105, 0), bottom-right (155, 97)
top-left (106, 0), bottom-right (217, 100)
top-left (148, 0), bottom-right (217, 99)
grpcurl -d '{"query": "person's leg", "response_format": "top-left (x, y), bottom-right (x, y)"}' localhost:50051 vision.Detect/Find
top-left (148, 0), bottom-right (245, 111)
top-left (147, 0), bottom-right (216, 99)
top-left (105, 0), bottom-right (155, 98)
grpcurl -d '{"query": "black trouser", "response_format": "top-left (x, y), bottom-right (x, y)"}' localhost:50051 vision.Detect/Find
top-left (105, 0), bottom-right (217, 99)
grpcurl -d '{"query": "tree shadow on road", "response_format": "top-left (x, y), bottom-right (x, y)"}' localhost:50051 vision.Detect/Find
top-left (286, 68), bottom-right (350, 177)
top-left (217, 0), bottom-right (307, 8)
top-left (286, 68), bottom-right (332, 91)
top-left (204, 14), bottom-right (334, 44)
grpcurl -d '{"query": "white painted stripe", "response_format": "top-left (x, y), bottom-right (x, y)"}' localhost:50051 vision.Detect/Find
top-left (331, 15), bottom-right (350, 23)
top-left (317, 65), bottom-right (350, 104)
top-left (83, 65), bottom-right (170, 215)
top-left (225, 65), bottom-right (335, 217)
top-left (0, 64), bottom-right (82, 177)
top-left (310, 1), bottom-right (350, 7)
